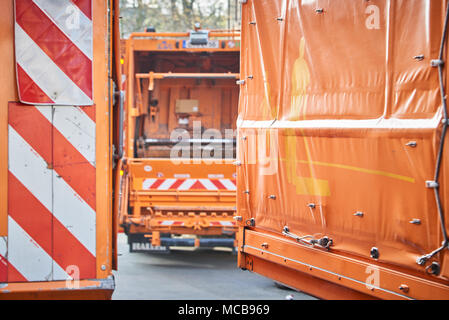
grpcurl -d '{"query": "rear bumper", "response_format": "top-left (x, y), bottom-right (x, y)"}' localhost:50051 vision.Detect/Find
top-left (160, 237), bottom-right (236, 248)
top-left (0, 277), bottom-right (115, 300)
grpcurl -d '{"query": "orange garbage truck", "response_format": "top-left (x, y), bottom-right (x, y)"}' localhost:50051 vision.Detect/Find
top-left (0, 0), bottom-right (122, 299)
top-left (118, 29), bottom-right (241, 252)
top-left (236, 0), bottom-right (449, 300)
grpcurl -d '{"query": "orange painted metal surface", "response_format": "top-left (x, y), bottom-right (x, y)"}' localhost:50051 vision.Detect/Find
top-left (0, 0), bottom-right (120, 299)
top-left (237, 0), bottom-right (449, 299)
top-left (0, 279), bottom-right (114, 300)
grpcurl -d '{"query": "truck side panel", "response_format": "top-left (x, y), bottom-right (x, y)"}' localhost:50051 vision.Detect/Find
top-left (238, 0), bottom-right (449, 299)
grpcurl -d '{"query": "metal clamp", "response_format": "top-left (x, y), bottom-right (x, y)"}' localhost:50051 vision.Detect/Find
top-left (246, 218), bottom-right (255, 227)
top-left (282, 226), bottom-right (333, 249)
top-left (426, 180), bottom-right (439, 189)
top-left (431, 59), bottom-right (445, 67)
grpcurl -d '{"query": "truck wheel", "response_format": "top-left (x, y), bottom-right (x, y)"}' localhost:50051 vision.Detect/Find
top-left (274, 281), bottom-right (294, 291)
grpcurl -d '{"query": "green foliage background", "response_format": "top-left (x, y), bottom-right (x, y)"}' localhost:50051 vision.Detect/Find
top-left (119, 0), bottom-right (241, 38)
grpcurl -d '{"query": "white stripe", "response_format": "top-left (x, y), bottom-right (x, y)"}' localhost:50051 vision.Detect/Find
top-left (8, 126), bottom-right (96, 256)
top-left (237, 115), bottom-right (441, 130)
top-left (219, 221), bottom-right (234, 226)
top-left (36, 106), bottom-right (96, 165)
top-left (199, 179), bottom-right (218, 190)
top-left (219, 179), bottom-right (237, 191)
top-left (157, 179), bottom-right (177, 190)
top-left (160, 221), bottom-right (174, 226)
top-left (32, 0), bottom-right (93, 60)
top-left (9, 126), bottom-right (53, 210)
top-left (8, 217), bottom-right (68, 282)
top-left (143, 179), bottom-right (157, 190)
top-left (178, 179), bottom-right (197, 190)
top-left (52, 174), bottom-right (96, 256)
top-left (15, 23), bottom-right (92, 106)
top-left (0, 237), bottom-right (7, 258)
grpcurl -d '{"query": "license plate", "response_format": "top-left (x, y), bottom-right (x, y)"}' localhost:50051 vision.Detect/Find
top-left (131, 242), bottom-right (168, 252)
top-left (182, 40), bottom-right (219, 49)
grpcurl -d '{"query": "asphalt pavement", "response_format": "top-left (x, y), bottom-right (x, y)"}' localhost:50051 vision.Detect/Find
top-left (112, 233), bottom-right (316, 300)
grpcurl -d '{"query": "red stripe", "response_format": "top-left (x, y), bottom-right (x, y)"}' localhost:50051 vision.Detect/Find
top-left (0, 255), bottom-right (27, 283)
top-left (190, 180), bottom-right (206, 190)
top-left (0, 255), bottom-right (7, 282)
top-left (9, 104), bottom-right (53, 162)
top-left (79, 105), bottom-right (96, 123)
top-left (9, 104), bottom-right (96, 211)
top-left (53, 126), bottom-right (96, 211)
top-left (211, 180), bottom-right (227, 190)
top-left (8, 174), bottom-right (96, 280)
top-left (16, 64), bottom-right (54, 104)
top-left (173, 221), bottom-right (184, 226)
top-left (150, 179), bottom-right (165, 190)
top-left (170, 179), bottom-right (185, 190)
top-left (16, 0), bottom-right (93, 99)
top-left (71, 0), bottom-right (92, 20)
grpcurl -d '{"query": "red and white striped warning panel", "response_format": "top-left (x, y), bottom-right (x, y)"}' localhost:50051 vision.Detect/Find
top-left (14, 0), bottom-right (93, 106)
top-left (142, 179), bottom-right (237, 191)
top-left (5, 103), bottom-right (96, 283)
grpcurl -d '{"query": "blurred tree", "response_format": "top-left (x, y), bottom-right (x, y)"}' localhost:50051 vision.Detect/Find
top-left (119, 0), bottom-right (241, 38)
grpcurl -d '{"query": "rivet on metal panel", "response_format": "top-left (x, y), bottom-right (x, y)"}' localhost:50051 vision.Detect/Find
top-left (261, 242), bottom-right (269, 249)
top-left (399, 284), bottom-right (409, 293)
top-left (426, 262), bottom-right (441, 276)
top-left (354, 211), bottom-right (364, 217)
top-left (249, 21), bottom-right (256, 25)
top-left (307, 203), bottom-right (316, 209)
top-left (406, 141), bottom-right (417, 148)
top-left (233, 216), bottom-right (243, 222)
top-left (247, 75), bottom-right (254, 80)
top-left (315, 8), bottom-right (324, 14)
top-left (276, 17), bottom-right (284, 21)
top-left (413, 55), bottom-right (425, 61)
top-left (269, 195), bottom-right (277, 200)
top-left (101, 265), bottom-right (107, 271)
top-left (244, 190), bottom-right (250, 194)
top-left (409, 219), bottom-right (421, 225)
top-left (370, 247), bottom-right (380, 259)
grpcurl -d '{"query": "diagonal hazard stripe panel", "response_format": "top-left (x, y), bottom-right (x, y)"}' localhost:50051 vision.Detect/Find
top-left (10, 105), bottom-right (96, 211)
top-left (8, 174), bottom-right (96, 280)
top-left (7, 217), bottom-right (63, 282)
top-left (8, 103), bottom-right (97, 282)
top-left (9, 109), bottom-right (96, 256)
top-left (141, 178), bottom-right (238, 191)
top-left (33, 0), bottom-right (93, 59)
top-left (14, 0), bottom-right (93, 105)
top-left (8, 128), bottom-right (96, 262)
top-left (71, 0), bottom-right (92, 20)
top-left (16, 64), bottom-right (54, 104)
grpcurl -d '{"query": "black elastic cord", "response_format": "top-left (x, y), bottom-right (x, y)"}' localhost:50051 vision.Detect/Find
top-left (417, 2), bottom-right (449, 266)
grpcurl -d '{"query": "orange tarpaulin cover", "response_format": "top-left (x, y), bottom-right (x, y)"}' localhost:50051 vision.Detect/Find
top-left (238, 0), bottom-right (449, 278)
